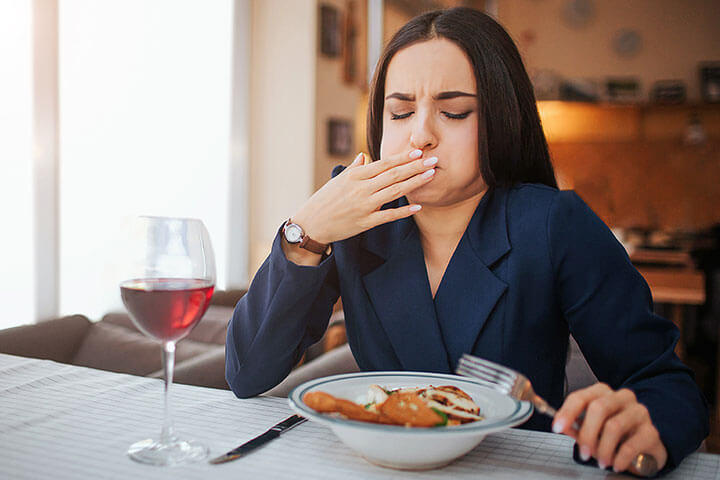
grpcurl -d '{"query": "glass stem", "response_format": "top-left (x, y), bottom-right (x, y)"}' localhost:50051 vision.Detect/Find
top-left (160, 341), bottom-right (176, 445)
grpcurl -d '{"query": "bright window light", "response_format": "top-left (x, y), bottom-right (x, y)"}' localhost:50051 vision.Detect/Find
top-left (0, 1), bottom-right (34, 327)
top-left (59, 0), bottom-right (233, 320)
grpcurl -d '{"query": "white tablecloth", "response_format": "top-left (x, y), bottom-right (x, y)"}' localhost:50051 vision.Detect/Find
top-left (0, 353), bottom-right (717, 479)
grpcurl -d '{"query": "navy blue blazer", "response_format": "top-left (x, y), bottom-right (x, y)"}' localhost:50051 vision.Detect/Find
top-left (226, 183), bottom-right (708, 469)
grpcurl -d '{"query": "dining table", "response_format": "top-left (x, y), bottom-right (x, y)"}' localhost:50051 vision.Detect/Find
top-left (0, 352), bottom-right (717, 479)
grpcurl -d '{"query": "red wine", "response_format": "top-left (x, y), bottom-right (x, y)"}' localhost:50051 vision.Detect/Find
top-left (120, 278), bottom-right (214, 342)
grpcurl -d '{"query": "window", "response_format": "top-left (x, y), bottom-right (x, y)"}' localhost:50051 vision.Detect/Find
top-left (0, 0), bottom-right (246, 326)
top-left (59, 0), bottom-right (236, 320)
top-left (0, 1), bottom-right (34, 327)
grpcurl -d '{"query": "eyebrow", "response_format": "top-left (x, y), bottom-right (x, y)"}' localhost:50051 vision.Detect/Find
top-left (385, 91), bottom-right (476, 101)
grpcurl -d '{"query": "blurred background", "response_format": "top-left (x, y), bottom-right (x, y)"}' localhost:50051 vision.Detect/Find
top-left (1, 0), bottom-right (719, 446)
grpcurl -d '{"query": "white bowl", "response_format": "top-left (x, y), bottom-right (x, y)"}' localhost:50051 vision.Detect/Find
top-left (288, 371), bottom-right (533, 470)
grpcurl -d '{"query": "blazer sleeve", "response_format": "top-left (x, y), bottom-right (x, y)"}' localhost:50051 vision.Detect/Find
top-left (225, 227), bottom-right (340, 397)
top-left (546, 190), bottom-right (708, 470)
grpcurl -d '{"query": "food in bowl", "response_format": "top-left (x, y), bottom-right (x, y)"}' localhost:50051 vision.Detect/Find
top-left (303, 384), bottom-right (484, 427)
top-left (289, 372), bottom-right (533, 470)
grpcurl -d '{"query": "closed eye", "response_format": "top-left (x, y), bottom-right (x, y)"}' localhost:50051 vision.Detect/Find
top-left (443, 111), bottom-right (472, 120)
top-left (390, 110), bottom-right (473, 120)
top-left (390, 112), bottom-right (413, 120)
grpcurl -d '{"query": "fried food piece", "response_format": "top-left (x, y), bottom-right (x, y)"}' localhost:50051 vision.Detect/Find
top-left (303, 385), bottom-right (482, 427)
top-left (303, 391), bottom-right (393, 424)
top-left (378, 392), bottom-right (443, 427)
top-left (418, 385), bottom-right (483, 423)
top-left (435, 385), bottom-right (474, 401)
top-left (303, 391), bottom-right (338, 412)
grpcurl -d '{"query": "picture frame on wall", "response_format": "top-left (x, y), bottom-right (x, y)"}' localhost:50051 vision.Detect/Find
top-left (700, 63), bottom-right (720, 103)
top-left (320, 4), bottom-right (341, 57)
top-left (328, 119), bottom-right (353, 156)
top-left (342, 1), bottom-right (357, 84)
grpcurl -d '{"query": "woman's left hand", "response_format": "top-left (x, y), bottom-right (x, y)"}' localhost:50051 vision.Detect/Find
top-left (552, 383), bottom-right (668, 473)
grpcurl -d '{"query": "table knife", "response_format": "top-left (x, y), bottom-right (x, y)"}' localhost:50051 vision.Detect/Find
top-left (209, 414), bottom-right (307, 464)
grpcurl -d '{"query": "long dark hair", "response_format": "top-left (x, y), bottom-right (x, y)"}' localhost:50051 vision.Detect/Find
top-left (367, 7), bottom-right (557, 189)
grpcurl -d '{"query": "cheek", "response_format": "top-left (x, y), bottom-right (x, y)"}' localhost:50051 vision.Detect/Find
top-left (447, 121), bottom-right (479, 168)
top-left (379, 119), bottom-right (407, 159)
top-left (458, 118), bottom-right (479, 148)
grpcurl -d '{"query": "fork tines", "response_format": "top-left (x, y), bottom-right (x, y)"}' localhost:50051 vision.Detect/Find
top-left (456, 354), bottom-right (517, 393)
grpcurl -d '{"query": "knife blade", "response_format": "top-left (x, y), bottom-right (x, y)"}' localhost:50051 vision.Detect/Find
top-left (209, 414), bottom-right (307, 464)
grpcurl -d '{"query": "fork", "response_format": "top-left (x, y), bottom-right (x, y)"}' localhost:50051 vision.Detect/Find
top-left (456, 353), bottom-right (659, 477)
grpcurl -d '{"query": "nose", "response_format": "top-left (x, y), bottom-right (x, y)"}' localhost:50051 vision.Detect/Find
top-left (409, 110), bottom-right (437, 151)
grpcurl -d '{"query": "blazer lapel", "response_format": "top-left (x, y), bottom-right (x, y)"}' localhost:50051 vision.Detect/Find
top-left (360, 216), bottom-right (451, 373)
top-left (434, 188), bottom-right (511, 368)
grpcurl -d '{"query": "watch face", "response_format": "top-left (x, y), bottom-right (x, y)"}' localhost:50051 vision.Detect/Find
top-left (284, 223), bottom-right (303, 243)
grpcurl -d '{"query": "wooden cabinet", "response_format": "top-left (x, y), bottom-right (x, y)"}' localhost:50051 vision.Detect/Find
top-left (537, 101), bottom-right (720, 143)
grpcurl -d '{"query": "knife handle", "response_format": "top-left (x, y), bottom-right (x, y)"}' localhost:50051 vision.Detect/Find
top-left (272, 414), bottom-right (306, 433)
top-left (209, 415), bottom-right (306, 465)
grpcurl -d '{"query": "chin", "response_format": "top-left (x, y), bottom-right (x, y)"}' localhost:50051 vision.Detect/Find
top-left (407, 177), bottom-right (486, 208)
top-left (406, 182), bottom-right (446, 205)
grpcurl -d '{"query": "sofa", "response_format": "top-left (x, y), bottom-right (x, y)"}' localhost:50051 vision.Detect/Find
top-left (0, 289), bottom-right (597, 396)
top-left (0, 290), bottom-right (353, 393)
top-left (0, 291), bottom-right (242, 389)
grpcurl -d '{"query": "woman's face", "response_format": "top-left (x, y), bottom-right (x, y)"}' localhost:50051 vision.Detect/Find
top-left (380, 38), bottom-right (485, 207)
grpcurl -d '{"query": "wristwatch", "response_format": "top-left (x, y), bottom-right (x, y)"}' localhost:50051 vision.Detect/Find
top-left (283, 219), bottom-right (331, 255)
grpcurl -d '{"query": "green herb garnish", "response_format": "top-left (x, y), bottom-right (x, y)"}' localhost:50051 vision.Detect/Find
top-left (431, 407), bottom-right (448, 426)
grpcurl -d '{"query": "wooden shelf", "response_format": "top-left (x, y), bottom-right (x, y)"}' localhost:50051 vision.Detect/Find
top-left (630, 248), bottom-right (694, 268)
top-left (636, 267), bottom-right (705, 305)
top-left (537, 101), bottom-right (720, 143)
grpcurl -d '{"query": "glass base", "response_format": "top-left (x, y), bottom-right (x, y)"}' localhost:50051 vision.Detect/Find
top-left (128, 436), bottom-right (209, 466)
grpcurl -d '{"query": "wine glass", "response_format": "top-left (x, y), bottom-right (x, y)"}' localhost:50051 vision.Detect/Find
top-left (119, 216), bottom-right (215, 466)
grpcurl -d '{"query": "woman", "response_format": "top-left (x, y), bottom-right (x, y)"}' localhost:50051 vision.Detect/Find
top-left (226, 7), bottom-right (707, 473)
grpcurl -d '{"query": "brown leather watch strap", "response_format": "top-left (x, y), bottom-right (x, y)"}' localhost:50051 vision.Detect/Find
top-left (299, 234), bottom-right (330, 255)
top-left (285, 218), bottom-right (330, 255)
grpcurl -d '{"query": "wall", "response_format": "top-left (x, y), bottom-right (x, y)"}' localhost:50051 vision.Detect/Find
top-left (249, 0), bottom-right (317, 276)
top-left (539, 102), bottom-right (720, 231)
top-left (551, 136), bottom-right (720, 231)
top-left (315, 0), bottom-right (368, 190)
top-left (498, 0), bottom-right (720, 102)
top-left (497, 1), bottom-right (720, 232)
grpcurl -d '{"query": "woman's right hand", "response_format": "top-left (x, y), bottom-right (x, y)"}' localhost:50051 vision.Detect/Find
top-left (288, 148), bottom-right (437, 253)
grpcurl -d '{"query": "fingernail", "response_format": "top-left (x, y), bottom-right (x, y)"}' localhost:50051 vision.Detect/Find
top-left (409, 205), bottom-right (422, 212)
top-left (354, 152), bottom-right (364, 163)
top-left (409, 149), bottom-right (423, 159)
top-left (579, 446), bottom-right (591, 461)
top-left (421, 169), bottom-right (435, 179)
top-left (598, 462), bottom-right (606, 470)
top-left (552, 420), bottom-right (565, 433)
top-left (423, 156), bottom-right (438, 167)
